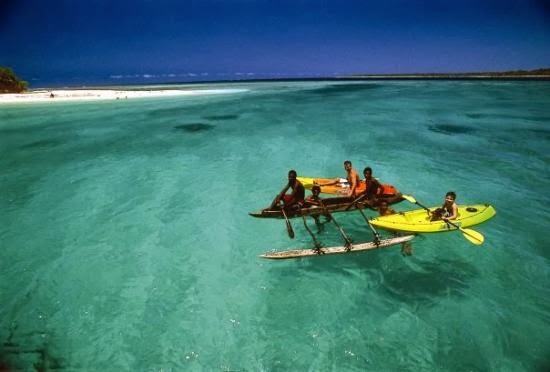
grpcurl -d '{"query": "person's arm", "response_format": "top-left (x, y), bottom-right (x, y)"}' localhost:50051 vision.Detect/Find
top-left (444, 203), bottom-right (458, 220)
top-left (304, 197), bottom-right (320, 207)
top-left (349, 171), bottom-right (358, 197)
top-left (268, 183), bottom-right (290, 209)
top-left (375, 179), bottom-right (384, 195)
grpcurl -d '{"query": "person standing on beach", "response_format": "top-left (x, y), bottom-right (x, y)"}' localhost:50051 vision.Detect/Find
top-left (266, 169), bottom-right (305, 212)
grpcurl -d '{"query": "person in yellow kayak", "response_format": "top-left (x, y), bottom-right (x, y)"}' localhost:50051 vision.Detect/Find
top-left (377, 200), bottom-right (413, 256)
top-left (431, 191), bottom-right (458, 221)
top-left (265, 169), bottom-right (305, 212)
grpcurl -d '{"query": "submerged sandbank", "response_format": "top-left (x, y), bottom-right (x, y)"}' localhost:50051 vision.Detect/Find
top-left (0, 88), bottom-right (247, 104)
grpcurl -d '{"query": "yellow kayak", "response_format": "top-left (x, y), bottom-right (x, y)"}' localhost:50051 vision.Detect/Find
top-left (369, 204), bottom-right (496, 233)
top-left (297, 176), bottom-right (399, 196)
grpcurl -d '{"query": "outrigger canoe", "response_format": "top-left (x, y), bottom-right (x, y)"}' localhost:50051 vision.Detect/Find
top-left (369, 204), bottom-right (496, 233)
top-left (260, 235), bottom-right (415, 259)
top-left (249, 195), bottom-right (404, 219)
top-left (298, 176), bottom-right (399, 196)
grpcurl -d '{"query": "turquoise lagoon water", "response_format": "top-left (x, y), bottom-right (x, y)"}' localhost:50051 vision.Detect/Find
top-left (1, 80), bottom-right (549, 371)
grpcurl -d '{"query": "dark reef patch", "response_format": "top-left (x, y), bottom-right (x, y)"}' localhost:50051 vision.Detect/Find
top-left (174, 123), bottom-right (215, 132)
top-left (309, 83), bottom-right (384, 95)
top-left (148, 107), bottom-right (189, 117)
top-left (465, 113), bottom-right (484, 119)
top-left (202, 114), bottom-right (239, 121)
top-left (522, 128), bottom-right (550, 140)
top-left (20, 139), bottom-right (62, 149)
top-left (429, 124), bottom-right (476, 135)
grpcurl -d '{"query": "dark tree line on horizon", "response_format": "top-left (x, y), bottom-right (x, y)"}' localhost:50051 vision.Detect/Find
top-left (350, 67), bottom-right (550, 78)
top-left (0, 67), bottom-right (28, 93)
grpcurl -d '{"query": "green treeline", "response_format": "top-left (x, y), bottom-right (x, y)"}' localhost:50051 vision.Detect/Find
top-left (0, 67), bottom-right (28, 93)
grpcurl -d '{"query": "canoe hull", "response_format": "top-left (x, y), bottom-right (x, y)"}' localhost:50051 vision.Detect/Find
top-left (249, 195), bottom-right (404, 219)
top-left (369, 204), bottom-right (496, 233)
top-left (260, 235), bottom-right (415, 259)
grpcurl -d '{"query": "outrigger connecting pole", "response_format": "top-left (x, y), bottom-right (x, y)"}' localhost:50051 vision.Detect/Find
top-left (356, 208), bottom-right (381, 245)
top-left (301, 215), bottom-right (323, 253)
top-left (295, 202), bottom-right (382, 254)
top-left (329, 214), bottom-right (353, 251)
top-left (317, 200), bottom-right (354, 252)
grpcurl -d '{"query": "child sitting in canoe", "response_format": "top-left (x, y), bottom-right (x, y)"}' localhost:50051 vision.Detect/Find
top-left (304, 185), bottom-right (332, 227)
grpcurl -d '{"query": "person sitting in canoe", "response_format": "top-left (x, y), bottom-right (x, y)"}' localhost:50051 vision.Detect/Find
top-left (431, 191), bottom-right (458, 221)
top-left (361, 167), bottom-right (384, 201)
top-left (265, 169), bottom-right (305, 213)
top-left (343, 160), bottom-right (360, 198)
top-left (316, 160), bottom-right (360, 198)
top-left (303, 185), bottom-right (323, 208)
top-left (303, 185), bottom-right (332, 227)
top-left (346, 166), bottom-right (385, 206)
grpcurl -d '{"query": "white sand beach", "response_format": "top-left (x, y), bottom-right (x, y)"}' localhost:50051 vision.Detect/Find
top-left (0, 88), bottom-right (247, 104)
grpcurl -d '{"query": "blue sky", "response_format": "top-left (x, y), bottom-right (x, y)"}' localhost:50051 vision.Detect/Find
top-left (1, 0), bottom-right (549, 86)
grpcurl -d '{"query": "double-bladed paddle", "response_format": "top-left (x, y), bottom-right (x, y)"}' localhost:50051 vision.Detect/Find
top-left (401, 194), bottom-right (485, 245)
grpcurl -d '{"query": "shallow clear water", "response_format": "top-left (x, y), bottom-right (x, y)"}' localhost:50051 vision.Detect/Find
top-left (1, 80), bottom-right (549, 371)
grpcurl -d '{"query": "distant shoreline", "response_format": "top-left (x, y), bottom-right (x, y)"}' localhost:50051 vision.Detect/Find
top-left (339, 74), bottom-right (550, 80)
top-left (341, 68), bottom-right (550, 79)
top-left (3, 68), bottom-right (549, 91)
top-left (1, 70), bottom-right (549, 104)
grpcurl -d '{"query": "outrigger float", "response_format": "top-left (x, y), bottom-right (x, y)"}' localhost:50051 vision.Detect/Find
top-left (250, 194), bottom-right (414, 259)
top-left (260, 235), bottom-right (415, 259)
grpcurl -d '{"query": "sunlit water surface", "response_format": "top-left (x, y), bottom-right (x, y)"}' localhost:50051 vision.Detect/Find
top-left (1, 80), bottom-right (549, 371)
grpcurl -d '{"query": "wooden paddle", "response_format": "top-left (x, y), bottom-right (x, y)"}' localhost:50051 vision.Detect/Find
top-left (268, 184), bottom-right (296, 239)
top-left (280, 207), bottom-right (295, 239)
top-left (401, 194), bottom-right (484, 245)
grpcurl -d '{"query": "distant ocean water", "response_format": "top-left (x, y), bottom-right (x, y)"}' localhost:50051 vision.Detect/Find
top-left (1, 80), bottom-right (549, 371)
